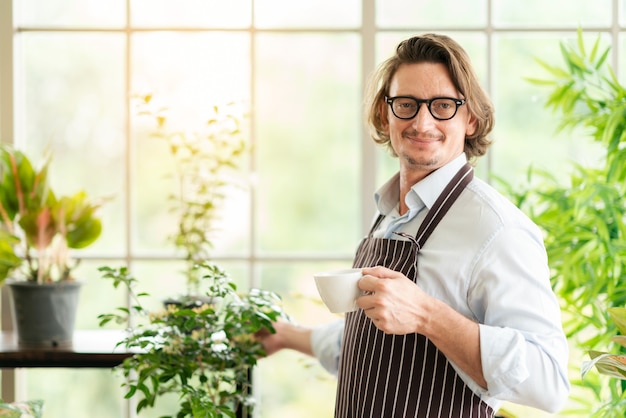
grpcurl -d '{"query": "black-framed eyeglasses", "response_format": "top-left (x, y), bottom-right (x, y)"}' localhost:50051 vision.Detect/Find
top-left (385, 96), bottom-right (466, 121)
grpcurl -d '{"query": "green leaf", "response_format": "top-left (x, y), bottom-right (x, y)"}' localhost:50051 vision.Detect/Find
top-left (608, 308), bottom-right (626, 335)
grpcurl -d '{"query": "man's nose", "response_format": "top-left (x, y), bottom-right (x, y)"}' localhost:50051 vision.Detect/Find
top-left (411, 102), bottom-right (436, 127)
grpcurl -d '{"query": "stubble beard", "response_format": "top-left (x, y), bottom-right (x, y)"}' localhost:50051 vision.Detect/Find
top-left (400, 149), bottom-right (440, 170)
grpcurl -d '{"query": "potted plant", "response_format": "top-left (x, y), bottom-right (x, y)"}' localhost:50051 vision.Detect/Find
top-left (498, 29), bottom-right (626, 415)
top-left (135, 95), bottom-right (247, 302)
top-left (98, 261), bottom-right (286, 418)
top-left (0, 144), bottom-right (106, 348)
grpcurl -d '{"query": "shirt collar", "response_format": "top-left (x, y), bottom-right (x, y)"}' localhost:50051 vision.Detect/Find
top-left (375, 153), bottom-right (468, 215)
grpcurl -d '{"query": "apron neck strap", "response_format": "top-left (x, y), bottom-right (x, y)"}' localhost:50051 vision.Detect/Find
top-left (415, 163), bottom-right (473, 248)
top-left (395, 163), bottom-right (474, 249)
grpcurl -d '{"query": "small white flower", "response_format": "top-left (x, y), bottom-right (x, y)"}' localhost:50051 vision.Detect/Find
top-left (210, 330), bottom-right (226, 342)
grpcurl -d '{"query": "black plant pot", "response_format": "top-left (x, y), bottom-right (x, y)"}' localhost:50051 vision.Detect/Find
top-left (7, 280), bottom-right (82, 348)
top-left (162, 294), bottom-right (213, 309)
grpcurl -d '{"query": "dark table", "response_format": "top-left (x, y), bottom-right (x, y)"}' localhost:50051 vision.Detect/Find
top-left (0, 330), bottom-right (248, 417)
top-left (0, 329), bottom-right (132, 368)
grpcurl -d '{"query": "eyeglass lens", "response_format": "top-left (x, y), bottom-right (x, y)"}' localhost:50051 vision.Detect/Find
top-left (390, 97), bottom-right (459, 120)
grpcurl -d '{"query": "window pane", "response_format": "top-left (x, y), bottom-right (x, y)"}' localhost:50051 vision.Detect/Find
top-left (254, 0), bottom-right (361, 28)
top-left (25, 369), bottom-right (124, 417)
top-left (493, 0), bottom-right (612, 28)
top-left (255, 33), bottom-right (361, 254)
top-left (131, 0), bottom-right (252, 28)
top-left (131, 33), bottom-right (250, 110)
top-left (20, 32), bottom-right (126, 255)
top-left (129, 261), bottom-right (188, 312)
top-left (491, 33), bottom-right (607, 184)
top-left (74, 260), bottom-right (128, 329)
top-left (17, 0), bottom-right (125, 27)
top-left (131, 32), bottom-right (251, 255)
top-left (376, 0), bottom-right (487, 29)
top-left (132, 117), bottom-right (252, 258)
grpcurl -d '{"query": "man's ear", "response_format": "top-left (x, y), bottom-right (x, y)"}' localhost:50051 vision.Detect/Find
top-left (379, 101), bottom-right (389, 132)
top-left (466, 114), bottom-right (477, 137)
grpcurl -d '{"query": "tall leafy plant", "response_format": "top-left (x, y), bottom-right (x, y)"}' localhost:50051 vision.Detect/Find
top-left (498, 30), bottom-right (626, 416)
top-left (135, 95), bottom-right (247, 296)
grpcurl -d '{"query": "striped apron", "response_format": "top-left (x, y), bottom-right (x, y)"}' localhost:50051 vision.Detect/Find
top-left (335, 164), bottom-right (494, 418)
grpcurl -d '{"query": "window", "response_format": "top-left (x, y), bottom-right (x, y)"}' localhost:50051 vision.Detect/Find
top-left (0, 1), bottom-right (624, 417)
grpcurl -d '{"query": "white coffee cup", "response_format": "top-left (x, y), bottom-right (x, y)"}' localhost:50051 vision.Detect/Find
top-left (313, 268), bottom-right (363, 313)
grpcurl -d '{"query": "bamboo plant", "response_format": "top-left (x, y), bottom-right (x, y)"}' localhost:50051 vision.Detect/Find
top-left (498, 29), bottom-right (626, 416)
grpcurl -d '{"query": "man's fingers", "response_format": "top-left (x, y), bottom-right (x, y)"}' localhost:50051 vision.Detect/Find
top-left (362, 265), bottom-right (403, 279)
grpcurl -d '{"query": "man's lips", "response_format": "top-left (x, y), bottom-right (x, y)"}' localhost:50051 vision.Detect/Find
top-left (403, 135), bottom-right (441, 143)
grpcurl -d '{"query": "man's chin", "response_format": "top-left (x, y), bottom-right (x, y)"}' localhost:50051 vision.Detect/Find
top-left (402, 153), bottom-right (440, 170)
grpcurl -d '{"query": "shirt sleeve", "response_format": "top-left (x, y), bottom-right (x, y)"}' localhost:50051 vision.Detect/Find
top-left (310, 319), bottom-right (345, 376)
top-left (466, 225), bottom-right (570, 413)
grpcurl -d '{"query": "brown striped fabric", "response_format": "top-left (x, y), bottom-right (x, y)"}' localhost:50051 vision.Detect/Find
top-left (335, 165), bottom-right (494, 418)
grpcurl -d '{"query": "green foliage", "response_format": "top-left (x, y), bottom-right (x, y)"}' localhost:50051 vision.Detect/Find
top-left (134, 95), bottom-right (247, 295)
top-left (0, 399), bottom-right (44, 418)
top-left (583, 308), bottom-right (626, 381)
top-left (98, 262), bottom-right (287, 418)
top-left (528, 30), bottom-right (626, 183)
top-left (498, 29), bottom-right (626, 416)
top-left (0, 145), bottom-right (106, 284)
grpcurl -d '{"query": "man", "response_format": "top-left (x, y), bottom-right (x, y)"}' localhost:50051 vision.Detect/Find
top-left (259, 33), bottom-right (570, 417)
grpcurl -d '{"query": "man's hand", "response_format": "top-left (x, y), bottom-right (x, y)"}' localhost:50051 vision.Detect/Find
top-left (357, 266), bottom-right (434, 335)
top-left (255, 320), bottom-right (314, 357)
top-left (358, 266), bottom-right (486, 388)
top-left (255, 324), bottom-right (284, 356)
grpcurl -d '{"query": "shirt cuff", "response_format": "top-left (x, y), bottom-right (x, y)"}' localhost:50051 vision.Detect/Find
top-left (311, 319), bottom-right (344, 376)
top-left (479, 324), bottom-right (529, 396)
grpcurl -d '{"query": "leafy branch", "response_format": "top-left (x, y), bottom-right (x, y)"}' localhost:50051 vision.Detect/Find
top-left (98, 262), bottom-right (287, 418)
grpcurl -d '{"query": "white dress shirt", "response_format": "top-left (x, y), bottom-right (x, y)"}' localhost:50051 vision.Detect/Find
top-left (311, 153), bottom-right (570, 413)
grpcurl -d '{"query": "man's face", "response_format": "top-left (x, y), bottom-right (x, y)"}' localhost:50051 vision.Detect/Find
top-left (384, 62), bottom-right (476, 178)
